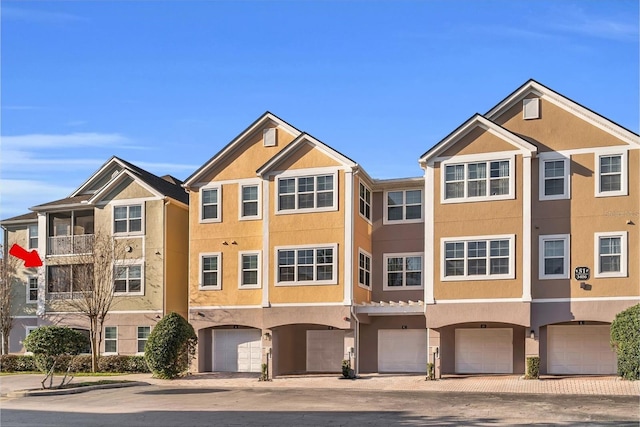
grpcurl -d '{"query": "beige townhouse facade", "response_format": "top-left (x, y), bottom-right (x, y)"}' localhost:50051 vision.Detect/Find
top-left (420, 80), bottom-right (639, 376)
top-left (1, 157), bottom-right (189, 355)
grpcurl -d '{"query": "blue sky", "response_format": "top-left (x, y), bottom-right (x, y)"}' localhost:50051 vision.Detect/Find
top-left (1, 0), bottom-right (638, 220)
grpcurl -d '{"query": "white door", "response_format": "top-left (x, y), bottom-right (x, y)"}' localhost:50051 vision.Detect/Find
top-left (212, 329), bottom-right (262, 373)
top-left (306, 330), bottom-right (344, 372)
top-left (378, 329), bottom-right (427, 372)
top-left (547, 325), bottom-right (617, 375)
top-left (455, 328), bottom-right (513, 374)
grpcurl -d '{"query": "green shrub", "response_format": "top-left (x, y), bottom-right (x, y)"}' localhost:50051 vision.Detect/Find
top-left (611, 304), bottom-right (640, 380)
top-left (426, 362), bottom-right (435, 381)
top-left (0, 355), bottom-right (37, 372)
top-left (23, 326), bottom-right (89, 373)
top-left (525, 356), bottom-right (540, 379)
top-left (144, 313), bottom-right (197, 379)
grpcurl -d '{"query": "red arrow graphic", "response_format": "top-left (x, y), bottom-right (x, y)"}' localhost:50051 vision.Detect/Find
top-left (9, 244), bottom-right (42, 268)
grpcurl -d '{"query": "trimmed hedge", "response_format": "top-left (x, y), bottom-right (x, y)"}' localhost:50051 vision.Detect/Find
top-left (23, 326), bottom-right (89, 373)
top-left (610, 304), bottom-right (640, 380)
top-left (525, 356), bottom-right (540, 379)
top-left (145, 312), bottom-right (197, 379)
top-left (0, 354), bottom-right (149, 373)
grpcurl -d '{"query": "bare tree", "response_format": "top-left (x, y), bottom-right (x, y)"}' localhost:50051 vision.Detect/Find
top-left (63, 233), bottom-right (127, 372)
top-left (0, 244), bottom-right (20, 355)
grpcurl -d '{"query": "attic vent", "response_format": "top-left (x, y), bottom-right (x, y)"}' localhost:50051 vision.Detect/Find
top-left (523, 98), bottom-right (540, 120)
top-left (263, 128), bottom-right (277, 147)
top-left (111, 170), bottom-right (119, 179)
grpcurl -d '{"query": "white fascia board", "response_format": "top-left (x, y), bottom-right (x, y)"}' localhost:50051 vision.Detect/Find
top-left (88, 169), bottom-right (164, 204)
top-left (71, 156), bottom-right (124, 197)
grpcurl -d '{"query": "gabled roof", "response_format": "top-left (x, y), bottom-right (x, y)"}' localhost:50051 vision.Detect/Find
top-left (183, 112), bottom-right (302, 187)
top-left (0, 211), bottom-right (38, 224)
top-left (72, 156), bottom-right (188, 205)
top-left (486, 79), bottom-right (640, 146)
top-left (31, 194), bottom-right (92, 212)
top-left (256, 132), bottom-right (357, 176)
top-left (419, 114), bottom-right (537, 164)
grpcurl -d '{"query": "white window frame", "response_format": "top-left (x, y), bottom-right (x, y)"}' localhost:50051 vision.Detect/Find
top-left (112, 202), bottom-right (145, 236)
top-left (238, 251), bottom-right (261, 289)
top-left (382, 252), bottom-right (424, 290)
top-left (358, 182), bottom-right (372, 222)
top-left (538, 234), bottom-right (570, 280)
top-left (539, 157), bottom-right (570, 200)
top-left (199, 185), bottom-right (222, 223)
top-left (27, 276), bottom-right (38, 303)
top-left (238, 181), bottom-right (262, 220)
top-left (114, 263), bottom-right (144, 295)
top-left (200, 252), bottom-right (222, 290)
top-left (440, 234), bottom-right (515, 281)
top-left (275, 170), bottom-right (338, 214)
top-left (594, 231), bottom-right (627, 278)
top-left (595, 151), bottom-right (628, 197)
top-left (24, 326), bottom-right (38, 354)
top-left (383, 189), bottom-right (423, 224)
top-left (28, 224), bottom-right (38, 250)
top-left (137, 326), bottom-right (151, 354)
top-left (104, 326), bottom-right (118, 355)
top-left (358, 248), bottom-right (372, 290)
top-left (274, 243), bottom-right (338, 286)
top-left (440, 154), bottom-right (515, 204)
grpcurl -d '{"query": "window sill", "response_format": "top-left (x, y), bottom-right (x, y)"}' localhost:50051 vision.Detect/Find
top-left (441, 194), bottom-right (514, 204)
top-left (275, 281), bottom-right (338, 287)
top-left (198, 286), bottom-right (222, 291)
top-left (441, 274), bottom-right (514, 282)
top-left (276, 206), bottom-right (338, 215)
top-left (382, 218), bottom-right (424, 225)
top-left (238, 285), bottom-right (261, 290)
top-left (382, 286), bottom-right (424, 291)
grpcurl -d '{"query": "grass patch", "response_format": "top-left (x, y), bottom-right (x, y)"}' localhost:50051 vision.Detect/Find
top-left (0, 371), bottom-right (41, 376)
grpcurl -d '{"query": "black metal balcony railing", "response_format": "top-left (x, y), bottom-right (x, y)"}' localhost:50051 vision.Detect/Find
top-left (47, 234), bottom-right (95, 256)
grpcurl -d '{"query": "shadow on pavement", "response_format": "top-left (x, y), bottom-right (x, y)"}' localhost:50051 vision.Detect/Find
top-left (137, 388), bottom-right (229, 395)
top-left (1, 409), bottom-right (636, 427)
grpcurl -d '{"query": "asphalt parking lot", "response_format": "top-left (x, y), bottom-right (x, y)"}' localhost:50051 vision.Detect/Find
top-left (1, 373), bottom-right (638, 426)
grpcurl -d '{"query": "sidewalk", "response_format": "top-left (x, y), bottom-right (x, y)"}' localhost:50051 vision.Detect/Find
top-left (3, 372), bottom-right (639, 397)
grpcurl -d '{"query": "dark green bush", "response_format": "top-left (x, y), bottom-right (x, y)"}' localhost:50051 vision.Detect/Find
top-left (23, 326), bottom-right (89, 373)
top-left (525, 356), bottom-right (540, 379)
top-left (0, 355), bottom-right (37, 372)
top-left (610, 304), bottom-right (640, 380)
top-left (144, 313), bottom-right (197, 379)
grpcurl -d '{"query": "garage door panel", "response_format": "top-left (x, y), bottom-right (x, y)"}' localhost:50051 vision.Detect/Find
top-left (213, 329), bottom-right (262, 373)
top-left (378, 329), bottom-right (427, 373)
top-left (547, 325), bottom-right (616, 375)
top-left (455, 328), bottom-right (513, 374)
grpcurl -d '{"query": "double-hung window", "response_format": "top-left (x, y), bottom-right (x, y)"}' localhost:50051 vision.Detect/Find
top-left (240, 184), bottom-right (260, 219)
top-left (27, 277), bottom-right (38, 303)
top-left (596, 152), bottom-right (627, 197)
top-left (201, 186), bottom-right (221, 222)
top-left (137, 326), bottom-right (151, 353)
top-left (200, 253), bottom-right (221, 289)
top-left (443, 158), bottom-right (513, 202)
top-left (358, 249), bottom-right (371, 289)
top-left (239, 252), bottom-right (261, 288)
top-left (114, 204), bottom-right (143, 234)
top-left (383, 253), bottom-right (423, 290)
top-left (594, 232), bottom-right (627, 278)
top-left (442, 235), bottom-right (514, 280)
top-left (384, 189), bottom-right (422, 223)
top-left (539, 235), bottom-right (570, 279)
top-left (28, 225), bottom-right (38, 250)
top-left (276, 244), bottom-right (337, 285)
top-left (114, 264), bottom-right (142, 294)
top-left (539, 157), bottom-right (570, 200)
top-left (104, 326), bottom-right (117, 354)
top-left (359, 182), bottom-right (371, 221)
top-left (277, 173), bottom-right (336, 213)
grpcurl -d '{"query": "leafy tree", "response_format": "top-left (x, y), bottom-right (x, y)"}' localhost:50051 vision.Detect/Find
top-left (144, 312), bottom-right (197, 379)
top-left (23, 326), bottom-right (89, 388)
top-left (610, 304), bottom-right (640, 380)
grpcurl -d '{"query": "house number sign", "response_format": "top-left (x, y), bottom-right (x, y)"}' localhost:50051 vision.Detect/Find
top-left (574, 267), bottom-right (590, 281)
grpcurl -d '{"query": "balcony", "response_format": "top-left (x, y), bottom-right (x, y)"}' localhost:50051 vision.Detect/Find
top-left (47, 234), bottom-right (95, 256)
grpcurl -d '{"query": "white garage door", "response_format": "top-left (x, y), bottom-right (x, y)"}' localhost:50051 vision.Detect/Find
top-left (378, 329), bottom-right (427, 373)
top-left (212, 329), bottom-right (262, 373)
top-left (455, 328), bottom-right (513, 374)
top-left (306, 330), bottom-right (344, 372)
top-left (547, 325), bottom-right (617, 375)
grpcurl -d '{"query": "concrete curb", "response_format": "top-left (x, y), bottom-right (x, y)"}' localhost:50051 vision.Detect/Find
top-left (6, 381), bottom-right (149, 398)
